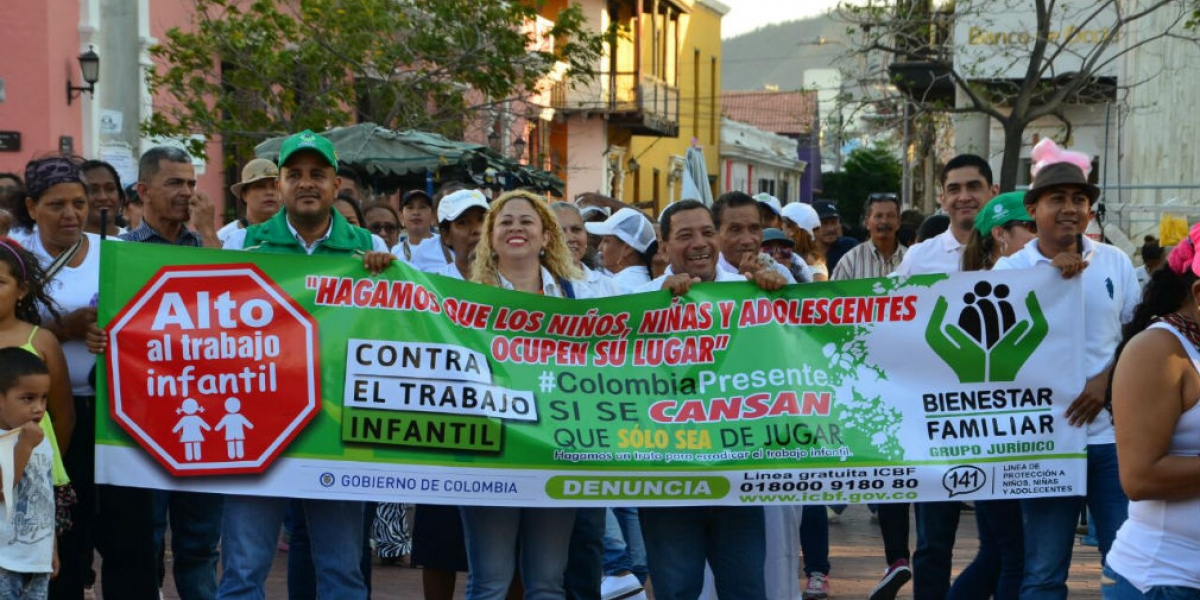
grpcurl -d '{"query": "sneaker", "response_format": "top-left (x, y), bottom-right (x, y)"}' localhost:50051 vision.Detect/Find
top-left (826, 506), bottom-right (840, 523)
top-left (869, 560), bottom-right (912, 600)
top-left (601, 573), bottom-right (644, 600)
top-left (803, 573), bottom-right (830, 599)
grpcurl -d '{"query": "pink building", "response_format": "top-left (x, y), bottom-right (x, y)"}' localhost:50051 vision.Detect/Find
top-left (0, 0), bottom-right (227, 217)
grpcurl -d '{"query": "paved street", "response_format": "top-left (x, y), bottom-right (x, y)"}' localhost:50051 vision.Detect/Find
top-left (148, 503), bottom-right (1103, 599)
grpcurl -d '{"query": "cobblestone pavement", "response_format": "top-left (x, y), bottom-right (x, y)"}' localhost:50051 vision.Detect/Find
top-left (149, 503), bottom-right (1102, 599)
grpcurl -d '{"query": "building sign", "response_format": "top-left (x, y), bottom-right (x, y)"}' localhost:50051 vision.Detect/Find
top-left (952, 0), bottom-right (1118, 80)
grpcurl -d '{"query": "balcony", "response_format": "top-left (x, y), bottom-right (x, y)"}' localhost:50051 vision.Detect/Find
top-left (551, 71), bottom-right (679, 137)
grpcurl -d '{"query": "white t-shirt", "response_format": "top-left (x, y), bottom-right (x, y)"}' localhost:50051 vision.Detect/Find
top-left (582, 266), bottom-right (623, 298)
top-left (14, 229), bottom-right (107, 395)
top-left (216, 220), bottom-right (244, 244)
top-left (495, 265), bottom-right (598, 299)
top-left (394, 235), bottom-right (449, 271)
top-left (0, 434), bottom-right (54, 573)
top-left (894, 229), bottom-right (966, 276)
top-left (993, 237), bottom-right (1140, 444)
top-left (433, 261), bottom-right (466, 280)
top-left (609, 265), bottom-right (652, 294)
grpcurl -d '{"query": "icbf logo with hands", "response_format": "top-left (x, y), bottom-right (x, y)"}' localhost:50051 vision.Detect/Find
top-left (925, 281), bottom-right (1049, 383)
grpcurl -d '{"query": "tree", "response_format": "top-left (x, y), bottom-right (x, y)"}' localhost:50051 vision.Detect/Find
top-left (840, 0), bottom-right (1200, 190)
top-left (821, 143), bottom-right (903, 226)
top-left (142, 0), bottom-right (606, 162)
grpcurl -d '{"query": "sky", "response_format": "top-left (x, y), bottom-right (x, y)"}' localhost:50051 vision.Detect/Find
top-left (719, 0), bottom-right (843, 39)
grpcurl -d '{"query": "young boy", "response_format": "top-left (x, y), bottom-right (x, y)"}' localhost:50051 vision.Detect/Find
top-left (0, 347), bottom-right (54, 598)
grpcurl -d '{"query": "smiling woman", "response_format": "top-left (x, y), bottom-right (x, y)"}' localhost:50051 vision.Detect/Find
top-left (81, 160), bottom-right (126, 237)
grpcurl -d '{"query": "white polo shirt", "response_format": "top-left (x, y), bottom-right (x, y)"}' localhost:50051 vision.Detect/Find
top-left (894, 229), bottom-right (966, 275)
top-left (992, 237), bottom-right (1140, 444)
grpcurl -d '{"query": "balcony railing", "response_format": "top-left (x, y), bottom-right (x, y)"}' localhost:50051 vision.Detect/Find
top-left (551, 71), bottom-right (679, 137)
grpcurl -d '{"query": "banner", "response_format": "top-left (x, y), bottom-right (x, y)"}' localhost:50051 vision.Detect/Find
top-left (96, 242), bottom-right (1088, 506)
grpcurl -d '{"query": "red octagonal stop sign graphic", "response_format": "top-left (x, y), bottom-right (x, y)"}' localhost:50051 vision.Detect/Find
top-left (107, 264), bottom-right (320, 476)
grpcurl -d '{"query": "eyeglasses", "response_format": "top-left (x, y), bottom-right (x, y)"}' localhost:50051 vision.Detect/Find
top-left (369, 223), bottom-right (399, 233)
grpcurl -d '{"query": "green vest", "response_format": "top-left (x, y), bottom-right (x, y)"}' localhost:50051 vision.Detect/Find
top-left (241, 208), bottom-right (375, 255)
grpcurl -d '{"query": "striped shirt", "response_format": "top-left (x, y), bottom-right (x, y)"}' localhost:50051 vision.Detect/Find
top-left (119, 221), bottom-right (203, 247)
top-left (830, 240), bottom-right (906, 281)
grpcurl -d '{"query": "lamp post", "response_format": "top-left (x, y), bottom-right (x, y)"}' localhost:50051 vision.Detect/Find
top-left (67, 46), bottom-right (100, 105)
top-left (512, 136), bottom-right (526, 162)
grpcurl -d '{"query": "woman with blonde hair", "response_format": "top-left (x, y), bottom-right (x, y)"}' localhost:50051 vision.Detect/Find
top-left (463, 190), bottom-right (593, 600)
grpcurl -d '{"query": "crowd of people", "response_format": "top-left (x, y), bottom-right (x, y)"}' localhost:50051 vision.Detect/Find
top-left (0, 128), bottom-right (1194, 600)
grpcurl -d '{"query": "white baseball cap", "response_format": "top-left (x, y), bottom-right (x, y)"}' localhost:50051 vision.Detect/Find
top-left (437, 189), bottom-right (489, 223)
top-left (781, 202), bottom-right (820, 236)
top-left (585, 207), bottom-right (657, 254)
top-left (754, 193), bottom-right (783, 216)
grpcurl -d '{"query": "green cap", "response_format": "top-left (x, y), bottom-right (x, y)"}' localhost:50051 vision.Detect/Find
top-left (975, 191), bottom-right (1031, 234)
top-left (278, 130), bottom-right (338, 171)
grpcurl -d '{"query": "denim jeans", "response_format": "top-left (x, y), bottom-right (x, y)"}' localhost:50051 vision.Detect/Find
top-left (602, 508), bottom-right (647, 583)
top-left (1021, 443), bottom-right (1129, 600)
top-left (0, 569), bottom-right (48, 600)
top-left (948, 499), bottom-right (1023, 600)
top-left (217, 496), bottom-right (367, 600)
top-left (800, 505), bottom-right (831, 576)
top-left (565, 508), bottom-right (605, 600)
top-left (287, 500), bottom-right (375, 600)
top-left (459, 506), bottom-right (577, 600)
top-left (1102, 565), bottom-right (1200, 600)
top-left (639, 506), bottom-right (767, 600)
top-left (914, 501), bottom-right (963, 600)
top-left (875, 503), bottom-right (910, 565)
top-left (151, 490), bottom-right (224, 600)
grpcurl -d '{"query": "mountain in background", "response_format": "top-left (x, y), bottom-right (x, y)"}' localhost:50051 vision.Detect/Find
top-left (721, 14), bottom-right (852, 91)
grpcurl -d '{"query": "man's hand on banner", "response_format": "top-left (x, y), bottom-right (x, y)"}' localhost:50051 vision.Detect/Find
top-left (361, 251), bottom-right (395, 275)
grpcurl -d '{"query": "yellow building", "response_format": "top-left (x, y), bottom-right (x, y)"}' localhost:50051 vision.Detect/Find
top-left (544, 0), bottom-right (728, 214)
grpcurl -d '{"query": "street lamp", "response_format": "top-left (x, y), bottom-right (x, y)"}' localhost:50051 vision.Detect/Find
top-left (66, 46), bottom-right (100, 105)
top-left (512, 136), bottom-right (526, 161)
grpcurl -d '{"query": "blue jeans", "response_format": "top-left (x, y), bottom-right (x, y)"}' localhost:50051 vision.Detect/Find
top-left (0, 569), bottom-right (48, 600)
top-left (287, 500), bottom-right (375, 600)
top-left (1021, 443), bottom-right (1129, 600)
top-left (1102, 565), bottom-right (1200, 600)
top-left (800, 505), bottom-right (831, 576)
top-left (565, 508), bottom-right (605, 600)
top-left (459, 506), bottom-right (577, 600)
top-left (602, 508), bottom-right (647, 583)
top-left (948, 499), bottom-right (1023, 600)
top-left (914, 501), bottom-right (963, 600)
top-left (639, 506), bottom-right (766, 600)
top-left (151, 490), bottom-right (224, 600)
top-left (217, 496), bottom-right (367, 600)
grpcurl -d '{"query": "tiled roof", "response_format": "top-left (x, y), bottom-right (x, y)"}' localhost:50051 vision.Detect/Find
top-left (721, 90), bottom-right (818, 136)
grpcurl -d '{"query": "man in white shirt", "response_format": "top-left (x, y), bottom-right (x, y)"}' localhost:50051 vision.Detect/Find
top-left (888, 156), bottom-right (997, 600)
top-left (992, 161), bottom-right (1138, 600)
top-left (895, 155), bottom-right (998, 277)
top-left (634, 200), bottom-right (783, 600)
top-left (712, 192), bottom-right (800, 284)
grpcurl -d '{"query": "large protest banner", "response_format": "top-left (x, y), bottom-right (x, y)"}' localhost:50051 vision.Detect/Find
top-left (96, 241), bottom-right (1087, 506)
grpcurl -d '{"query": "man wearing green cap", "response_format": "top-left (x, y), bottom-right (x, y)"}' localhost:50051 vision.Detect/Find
top-left (218, 130), bottom-right (390, 600)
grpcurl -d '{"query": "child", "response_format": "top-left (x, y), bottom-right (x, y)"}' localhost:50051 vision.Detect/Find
top-left (0, 347), bottom-right (55, 597)
top-left (0, 238), bottom-right (73, 538)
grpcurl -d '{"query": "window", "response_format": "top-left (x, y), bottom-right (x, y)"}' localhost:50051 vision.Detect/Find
top-left (758, 179), bottom-right (776, 195)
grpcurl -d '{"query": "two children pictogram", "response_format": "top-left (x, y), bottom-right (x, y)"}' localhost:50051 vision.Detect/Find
top-left (172, 397), bottom-right (255, 461)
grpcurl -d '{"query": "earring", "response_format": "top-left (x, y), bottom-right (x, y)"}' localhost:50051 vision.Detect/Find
top-left (539, 249), bottom-right (545, 257)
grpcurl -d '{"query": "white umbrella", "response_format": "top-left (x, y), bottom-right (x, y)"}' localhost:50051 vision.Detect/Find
top-left (682, 145), bottom-right (714, 207)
